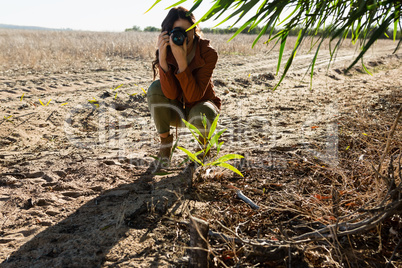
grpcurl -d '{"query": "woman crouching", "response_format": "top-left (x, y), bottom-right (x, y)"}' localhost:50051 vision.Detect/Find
top-left (147, 6), bottom-right (221, 169)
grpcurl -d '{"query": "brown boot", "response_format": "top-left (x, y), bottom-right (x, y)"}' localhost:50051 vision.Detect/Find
top-left (158, 134), bottom-right (173, 167)
top-left (150, 134), bottom-right (173, 172)
top-left (159, 134), bottom-right (173, 158)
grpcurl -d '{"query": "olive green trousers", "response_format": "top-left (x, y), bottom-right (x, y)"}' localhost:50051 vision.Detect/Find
top-left (147, 80), bottom-right (219, 135)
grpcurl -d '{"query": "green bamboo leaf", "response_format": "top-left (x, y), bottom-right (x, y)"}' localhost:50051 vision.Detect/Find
top-left (274, 29), bottom-right (305, 90)
top-left (215, 162), bottom-right (244, 177)
top-left (214, 0), bottom-right (258, 30)
top-left (252, 7), bottom-right (283, 47)
top-left (187, 1), bottom-right (221, 31)
top-left (393, 38), bottom-right (402, 54)
top-left (256, 0), bottom-right (267, 13)
top-left (145, 0), bottom-right (162, 14)
top-left (276, 34), bottom-right (287, 76)
top-left (393, 17), bottom-right (398, 41)
top-left (229, 0), bottom-right (261, 26)
top-left (278, 2), bottom-right (300, 26)
top-left (361, 59), bottom-right (372, 76)
top-left (166, 0), bottom-right (187, 10)
top-left (187, 0), bottom-right (202, 14)
top-left (310, 40), bottom-right (323, 89)
top-left (177, 146), bottom-right (203, 166)
top-left (345, 13), bottom-right (394, 73)
top-left (227, 17), bottom-right (256, 42)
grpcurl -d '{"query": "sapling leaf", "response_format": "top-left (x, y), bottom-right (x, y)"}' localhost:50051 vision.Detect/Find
top-left (208, 114), bottom-right (220, 140)
top-left (179, 156), bottom-right (190, 167)
top-left (112, 84), bottom-right (123, 91)
top-left (206, 129), bottom-right (226, 155)
top-left (170, 137), bottom-right (180, 162)
top-left (182, 118), bottom-right (203, 143)
top-left (177, 146), bottom-right (203, 166)
top-left (202, 114), bottom-right (207, 129)
top-left (3, 115), bottom-right (13, 124)
top-left (217, 141), bottom-right (224, 155)
top-left (210, 154), bottom-right (244, 166)
top-left (215, 162), bottom-right (244, 177)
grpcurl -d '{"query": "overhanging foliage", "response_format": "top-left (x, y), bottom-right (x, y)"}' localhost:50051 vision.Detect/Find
top-left (148, 0), bottom-right (401, 89)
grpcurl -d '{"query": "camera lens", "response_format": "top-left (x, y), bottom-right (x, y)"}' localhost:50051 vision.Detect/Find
top-left (170, 27), bottom-right (187, 46)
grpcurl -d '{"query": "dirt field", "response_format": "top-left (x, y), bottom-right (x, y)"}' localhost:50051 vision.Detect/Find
top-left (0, 30), bottom-right (401, 267)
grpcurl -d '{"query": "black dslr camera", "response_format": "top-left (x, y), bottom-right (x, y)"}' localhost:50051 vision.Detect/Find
top-left (169, 27), bottom-right (187, 46)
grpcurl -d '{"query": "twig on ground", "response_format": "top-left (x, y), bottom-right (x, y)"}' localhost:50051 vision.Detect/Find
top-left (236, 190), bottom-right (260, 210)
top-left (386, 238), bottom-right (402, 268)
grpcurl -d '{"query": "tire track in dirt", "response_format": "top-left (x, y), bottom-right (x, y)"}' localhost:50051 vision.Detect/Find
top-left (0, 70), bottom-right (153, 99)
top-left (215, 46), bottom-right (398, 78)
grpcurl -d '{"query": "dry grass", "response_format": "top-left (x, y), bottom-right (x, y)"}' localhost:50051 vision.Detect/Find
top-left (1, 29), bottom-right (393, 74)
top-left (192, 101), bottom-right (402, 267)
top-left (0, 29), bottom-right (157, 73)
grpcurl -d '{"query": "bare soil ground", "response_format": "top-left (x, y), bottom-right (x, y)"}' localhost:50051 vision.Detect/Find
top-left (0, 33), bottom-right (401, 267)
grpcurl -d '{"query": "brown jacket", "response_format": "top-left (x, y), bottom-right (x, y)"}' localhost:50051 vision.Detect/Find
top-left (158, 38), bottom-right (221, 110)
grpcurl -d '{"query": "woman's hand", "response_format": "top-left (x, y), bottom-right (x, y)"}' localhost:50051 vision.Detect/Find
top-left (170, 35), bottom-right (188, 73)
top-left (157, 31), bottom-right (170, 72)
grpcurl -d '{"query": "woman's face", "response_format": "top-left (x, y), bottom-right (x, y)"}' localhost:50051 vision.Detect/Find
top-left (172, 18), bottom-right (195, 47)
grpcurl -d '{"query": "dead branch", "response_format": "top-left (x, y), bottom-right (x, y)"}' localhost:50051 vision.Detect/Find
top-left (189, 216), bottom-right (210, 268)
top-left (377, 106), bottom-right (402, 175)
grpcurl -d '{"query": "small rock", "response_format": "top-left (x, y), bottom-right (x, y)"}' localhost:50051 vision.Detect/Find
top-left (103, 160), bottom-right (121, 166)
top-left (103, 189), bottom-right (129, 197)
top-left (38, 221), bottom-right (53, 226)
top-left (62, 191), bottom-right (82, 198)
top-left (0, 194), bottom-right (11, 201)
top-left (46, 210), bottom-right (59, 216)
top-left (29, 178), bottom-right (47, 184)
top-left (42, 174), bottom-right (54, 182)
top-left (36, 198), bottom-right (55, 206)
top-left (24, 171), bottom-right (44, 178)
top-left (90, 186), bottom-right (103, 192)
top-left (54, 170), bottom-right (67, 178)
top-left (100, 91), bottom-right (111, 98)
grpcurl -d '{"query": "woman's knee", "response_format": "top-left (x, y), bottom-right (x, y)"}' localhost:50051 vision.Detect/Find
top-left (188, 101), bottom-right (218, 128)
top-left (147, 80), bottom-right (163, 97)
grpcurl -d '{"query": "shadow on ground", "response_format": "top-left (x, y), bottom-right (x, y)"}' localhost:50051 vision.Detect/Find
top-left (1, 164), bottom-right (192, 268)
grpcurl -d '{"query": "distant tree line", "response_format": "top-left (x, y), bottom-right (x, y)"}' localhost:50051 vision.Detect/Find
top-left (125, 25), bottom-right (402, 39)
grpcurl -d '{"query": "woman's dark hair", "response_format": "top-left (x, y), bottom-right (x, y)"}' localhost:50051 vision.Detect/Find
top-left (152, 6), bottom-right (201, 79)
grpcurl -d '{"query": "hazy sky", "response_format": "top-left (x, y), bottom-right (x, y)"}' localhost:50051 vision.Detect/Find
top-left (0, 1), bottom-right (237, 32)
